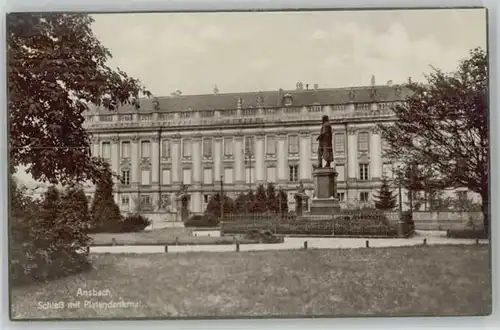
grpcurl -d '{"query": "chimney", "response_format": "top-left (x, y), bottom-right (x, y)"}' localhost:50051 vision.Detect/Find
top-left (313, 84), bottom-right (318, 90)
top-left (306, 84), bottom-right (309, 90)
top-left (371, 75), bottom-right (376, 86)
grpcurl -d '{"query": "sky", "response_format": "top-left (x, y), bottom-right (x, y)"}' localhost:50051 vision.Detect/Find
top-left (14, 8), bottom-right (487, 186)
top-left (90, 8), bottom-right (487, 96)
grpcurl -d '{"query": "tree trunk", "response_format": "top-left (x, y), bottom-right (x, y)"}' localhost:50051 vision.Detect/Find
top-left (481, 189), bottom-right (489, 235)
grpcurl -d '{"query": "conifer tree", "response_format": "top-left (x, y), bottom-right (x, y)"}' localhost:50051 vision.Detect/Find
top-left (266, 183), bottom-right (278, 213)
top-left (372, 178), bottom-right (398, 211)
top-left (277, 188), bottom-right (289, 214)
top-left (251, 184), bottom-right (268, 213)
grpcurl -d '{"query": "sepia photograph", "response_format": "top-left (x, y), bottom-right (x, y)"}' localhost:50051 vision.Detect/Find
top-left (7, 8), bottom-right (491, 320)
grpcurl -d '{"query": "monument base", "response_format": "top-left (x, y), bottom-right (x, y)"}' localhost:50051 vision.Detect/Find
top-left (310, 197), bottom-right (340, 215)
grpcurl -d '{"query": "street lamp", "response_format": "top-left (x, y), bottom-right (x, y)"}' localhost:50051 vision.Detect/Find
top-left (396, 164), bottom-right (404, 215)
top-left (220, 174), bottom-right (224, 222)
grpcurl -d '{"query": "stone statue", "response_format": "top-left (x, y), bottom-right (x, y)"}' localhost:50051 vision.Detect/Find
top-left (316, 115), bottom-right (334, 168)
top-left (297, 181), bottom-right (306, 195)
top-left (179, 183), bottom-right (189, 196)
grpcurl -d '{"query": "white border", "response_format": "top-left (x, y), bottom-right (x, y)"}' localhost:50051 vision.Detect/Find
top-left (0, 0), bottom-right (498, 329)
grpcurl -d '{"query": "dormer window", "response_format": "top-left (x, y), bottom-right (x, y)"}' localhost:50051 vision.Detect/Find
top-left (283, 93), bottom-right (293, 106)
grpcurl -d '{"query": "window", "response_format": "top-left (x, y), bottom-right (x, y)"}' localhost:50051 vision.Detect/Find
top-left (337, 192), bottom-right (345, 201)
top-left (204, 194), bottom-right (211, 204)
top-left (266, 166), bottom-right (276, 183)
top-left (310, 104), bottom-right (322, 112)
top-left (266, 136), bottom-right (276, 155)
top-left (203, 138), bottom-right (212, 158)
top-left (182, 168), bottom-right (192, 185)
top-left (223, 137), bottom-right (233, 156)
top-left (311, 135), bottom-right (319, 155)
top-left (203, 194), bottom-right (211, 211)
top-left (121, 196), bottom-right (130, 206)
top-left (336, 165), bottom-right (345, 181)
top-left (224, 168), bottom-right (233, 184)
top-left (288, 135), bottom-right (299, 154)
top-left (121, 170), bottom-right (130, 185)
top-left (162, 169), bottom-right (171, 185)
top-left (121, 141), bottom-right (130, 158)
top-left (121, 196), bottom-right (130, 211)
top-left (140, 194), bottom-right (152, 208)
top-left (182, 139), bottom-right (192, 157)
top-left (141, 169), bottom-right (151, 185)
top-left (360, 192), bottom-right (369, 202)
top-left (245, 167), bottom-right (256, 184)
top-left (334, 133), bottom-right (345, 153)
top-left (289, 165), bottom-right (299, 182)
top-left (101, 142), bottom-right (111, 159)
top-left (359, 164), bottom-right (369, 181)
top-left (358, 132), bottom-right (369, 152)
top-left (356, 103), bottom-right (370, 111)
top-left (161, 140), bottom-right (170, 158)
top-left (245, 136), bottom-right (254, 156)
top-left (141, 141), bottom-right (151, 158)
top-left (203, 168), bottom-right (213, 184)
top-left (159, 194), bottom-right (171, 211)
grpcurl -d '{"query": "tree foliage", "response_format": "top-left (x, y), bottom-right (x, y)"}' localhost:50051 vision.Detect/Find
top-left (277, 188), bottom-right (289, 214)
top-left (265, 183), bottom-right (278, 213)
top-left (372, 177), bottom-right (398, 210)
top-left (251, 184), bottom-right (268, 213)
top-left (8, 13), bottom-right (150, 184)
top-left (10, 183), bottom-right (92, 285)
top-left (379, 47), bottom-right (488, 231)
top-left (204, 193), bottom-right (235, 220)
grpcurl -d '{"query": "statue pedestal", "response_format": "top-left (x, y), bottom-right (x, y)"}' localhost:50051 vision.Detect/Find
top-left (310, 167), bottom-right (340, 215)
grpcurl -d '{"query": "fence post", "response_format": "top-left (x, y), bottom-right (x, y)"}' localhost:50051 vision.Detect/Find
top-left (304, 241), bottom-right (308, 250)
top-left (365, 240), bottom-right (369, 248)
top-left (423, 238), bottom-right (427, 245)
top-left (164, 245), bottom-right (168, 253)
top-left (236, 242), bottom-right (240, 252)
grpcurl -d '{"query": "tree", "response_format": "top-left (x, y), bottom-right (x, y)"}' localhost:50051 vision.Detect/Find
top-left (372, 177), bottom-right (398, 210)
top-left (265, 183), bottom-right (278, 213)
top-left (204, 193), bottom-right (235, 221)
top-left (277, 188), bottom-right (289, 214)
top-left (234, 193), bottom-right (248, 214)
top-left (251, 184), bottom-right (268, 213)
top-left (89, 163), bottom-right (122, 232)
top-left (8, 13), bottom-right (150, 185)
top-left (379, 48), bottom-right (488, 233)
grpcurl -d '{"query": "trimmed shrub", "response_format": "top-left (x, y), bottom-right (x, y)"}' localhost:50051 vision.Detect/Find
top-left (121, 214), bottom-right (152, 232)
top-left (447, 229), bottom-right (488, 239)
top-left (401, 211), bottom-right (415, 235)
top-left (184, 214), bottom-right (218, 228)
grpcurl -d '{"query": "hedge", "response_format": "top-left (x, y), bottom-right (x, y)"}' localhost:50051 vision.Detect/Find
top-left (446, 229), bottom-right (488, 239)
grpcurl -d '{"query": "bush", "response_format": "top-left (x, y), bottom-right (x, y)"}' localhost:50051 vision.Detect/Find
top-left (446, 229), bottom-right (488, 239)
top-left (121, 214), bottom-right (152, 232)
top-left (10, 183), bottom-right (92, 286)
top-left (401, 211), bottom-right (415, 235)
top-left (184, 214), bottom-right (218, 228)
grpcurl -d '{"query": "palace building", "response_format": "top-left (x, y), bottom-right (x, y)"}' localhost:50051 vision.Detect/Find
top-left (82, 80), bottom-right (472, 216)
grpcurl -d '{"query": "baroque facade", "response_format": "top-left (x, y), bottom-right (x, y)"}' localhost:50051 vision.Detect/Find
top-left (82, 82), bottom-right (468, 215)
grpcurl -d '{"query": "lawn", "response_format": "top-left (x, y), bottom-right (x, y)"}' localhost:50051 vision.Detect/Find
top-left (10, 245), bottom-right (491, 320)
top-left (89, 228), bottom-right (223, 245)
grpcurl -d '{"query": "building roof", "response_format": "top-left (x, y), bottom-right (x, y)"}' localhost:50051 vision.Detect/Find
top-left (88, 84), bottom-right (411, 114)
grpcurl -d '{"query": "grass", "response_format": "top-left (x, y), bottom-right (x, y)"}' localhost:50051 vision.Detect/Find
top-left (90, 228), bottom-right (211, 245)
top-left (10, 245), bottom-right (491, 320)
